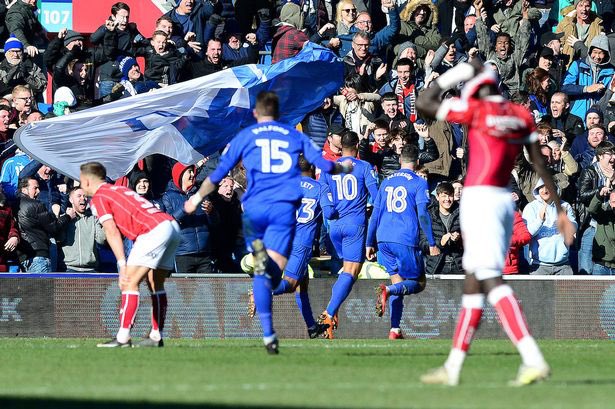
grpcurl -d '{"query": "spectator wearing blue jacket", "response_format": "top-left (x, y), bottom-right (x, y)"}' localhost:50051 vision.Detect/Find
top-left (562, 34), bottom-right (615, 121)
top-left (160, 162), bottom-right (220, 274)
top-left (337, 1), bottom-right (401, 59)
top-left (0, 149), bottom-right (30, 202)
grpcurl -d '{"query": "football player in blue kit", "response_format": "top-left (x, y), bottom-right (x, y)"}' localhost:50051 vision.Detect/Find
top-left (184, 92), bottom-right (351, 354)
top-left (318, 131), bottom-right (379, 339)
top-left (366, 145), bottom-right (440, 339)
top-left (248, 155), bottom-right (337, 338)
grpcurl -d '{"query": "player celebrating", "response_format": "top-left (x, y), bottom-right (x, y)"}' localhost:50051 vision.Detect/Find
top-left (80, 162), bottom-right (181, 348)
top-left (184, 91), bottom-right (351, 354)
top-left (416, 62), bottom-right (575, 386)
top-left (318, 131), bottom-right (379, 339)
top-left (249, 155), bottom-right (335, 339)
top-left (366, 145), bottom-right (440, 339)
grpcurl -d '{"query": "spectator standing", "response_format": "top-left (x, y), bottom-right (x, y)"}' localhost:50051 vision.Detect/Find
top-left (556, 0), bottom-right (604, 67)
top-left (562, 34), bottom-right (614, 121)
top-left (542, 92), bottom-right (585, 144)
top-left (398, 0), bottom-right (442, 61)
top-left (160, 163), bottom-right (219, 274)
top-left (588, 190), bottom-right (615, 275)
top-left (210, 176), bottom-right (245, 274)
top-left (379, 58), bottom-right (423, 123)
top-left (0, 148), bottom-right (30, 202)
top-left (5, 0), bottom-right (47, 58)
top-left (165, 0), bottom-right (221, 60)
top-left (301, 97), bottom-right (343, 150)
top-left (522, 179), bottom-right (577, 275)
top-left (0, 36), bottom-right (46, 99)
top-left (58, 187), bottom-right (106, 272)
top-left (503, 211), bottom-right (532, 275)
top-left (420, 182), bottom-right (463, 274)
top-left (0, 191), bottom-right (19, 272)
top-left (16, 176), bottom-right (75, 272)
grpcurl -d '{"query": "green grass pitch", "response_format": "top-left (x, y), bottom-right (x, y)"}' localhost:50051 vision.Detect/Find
top-left (0, 338), bottom-right (613, 409)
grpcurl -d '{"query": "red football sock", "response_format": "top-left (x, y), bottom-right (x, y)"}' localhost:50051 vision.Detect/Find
top-left (120, 291), bottom-right (140, 330)
top-left (488, 285), bottom-right (530, 344)
top-left (151, 291), bottom-right (167, 332)
top-left (452, 294), bottom-right (484, 352)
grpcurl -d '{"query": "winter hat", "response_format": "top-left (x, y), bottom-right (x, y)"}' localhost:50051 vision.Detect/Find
top-left (118, 56), bottom-right (138, 80)
top-left (280, 2), bottom-right (303, 29)
top-left (54, 86), bottom-right (77, 107)
top-left (398, 41), bottom-right (418, 56)
top-left (171, 162), bottom-right (196, 192)
top-left (4, 34), bottom-right (23, 53)
top-left (128, 169), bottom-right (150, 191)
top-left (588, 34), bottom-right (610, 62)
top-left (586, 106), bottom-right (604, 123)
top-left (63, 30), bottom-right (84, 47)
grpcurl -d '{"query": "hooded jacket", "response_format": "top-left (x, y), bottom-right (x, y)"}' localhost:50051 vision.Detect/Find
top-left (58, 209), bottom-right (105, 271)
top-left (271, 3), bottom-right (310, 65)
top-left (522, 179), bottom-right (577, 265)
top-left (562, 35), bottom-right (615, 120)
top-left (399, 0), bottom-right (442, 60)
top-left (160, 163), bottom-right (219, 256)
top-left (588, 192), bottom-right (615, 268)
top-left (503, 211), bottom-right (532, 274)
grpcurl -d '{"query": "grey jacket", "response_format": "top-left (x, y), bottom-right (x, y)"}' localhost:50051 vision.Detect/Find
top-left (59, 211), bottom-right (106, 271)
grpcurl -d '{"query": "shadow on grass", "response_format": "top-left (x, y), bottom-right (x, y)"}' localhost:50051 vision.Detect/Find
top-left (0, 397), bottom-right (322, 409)
top-left (554, 379), bottom-right (615, 386)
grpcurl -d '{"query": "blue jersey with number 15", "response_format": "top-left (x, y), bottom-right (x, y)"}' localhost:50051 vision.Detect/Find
top-left (209, 121), bottom-right (334, 207)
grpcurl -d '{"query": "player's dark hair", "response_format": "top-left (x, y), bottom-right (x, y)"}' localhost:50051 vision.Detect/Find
top-left (18, 176), bottom-right (36, 191)
top-left (395, 57), bottom-right (414, 70)
top-left (373, 118), bottom-right (389, 132)
top-left (298, 155), bottom-right (313, 172)
top-left (436, 181), bottom-right (454, 196)
top-left (341, 130), bottom-right (359, 149)
top-left (381, 92), bottom-right (397, 103)
top-left (400, 144), bottom-right (418, 164)
top-left (80, 162), bottom-right (107, 181)
top-left (254, 91), bottom-right (280, 119)
top-left (111, 2), bottom-right (130, 15)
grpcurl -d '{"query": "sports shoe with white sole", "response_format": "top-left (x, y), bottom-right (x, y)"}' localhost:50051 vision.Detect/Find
top-left (509, 364), bottom-right (550, 387)
top-left (420, 366), bottom-right (459, 386)
top-left (134, 337), bottom-right (164, 348)
top-left (96, 338), bottom-right (132, 348)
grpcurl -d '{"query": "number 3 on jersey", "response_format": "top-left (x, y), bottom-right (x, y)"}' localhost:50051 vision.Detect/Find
top-left (385, 186), bottom-right (407, 213)
top-left (297, 198), bottom-right (316, 223)
top-left (331, 174), bottom-right (358, 200)
top-left (255, 139), bottom-right (292, 173)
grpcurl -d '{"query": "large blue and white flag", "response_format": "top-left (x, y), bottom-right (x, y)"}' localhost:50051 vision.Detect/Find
top-left (14, 42), bottom-right (343, 180)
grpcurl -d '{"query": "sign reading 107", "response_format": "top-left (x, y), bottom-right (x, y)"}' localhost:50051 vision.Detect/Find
top-left (39, 1), bottom-right (73, 32)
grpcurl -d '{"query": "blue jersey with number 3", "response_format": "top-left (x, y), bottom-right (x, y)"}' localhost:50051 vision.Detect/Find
top-left (321, 156), bottom-right (378, 225)
top-left (209, 121), bottom-right (334, 207)
top-left (294, 176), bottom-right (335, 248)
top-left (368, 169), bottom-right (430, 247)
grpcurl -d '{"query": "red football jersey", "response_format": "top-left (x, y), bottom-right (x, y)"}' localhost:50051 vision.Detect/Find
top-left (439, 96), bottom-right (537, 187)
top-left (90, 183), bottom-right (172, 241)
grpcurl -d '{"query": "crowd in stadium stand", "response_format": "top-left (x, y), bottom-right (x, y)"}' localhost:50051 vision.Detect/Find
top-left (0, 0), bottom-right (614, 275)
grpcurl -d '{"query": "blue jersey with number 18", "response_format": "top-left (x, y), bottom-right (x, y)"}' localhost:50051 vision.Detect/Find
top-left (208, 121), bottom-right (334, 207)
top-left (368, 169), bottom-right (430, 247)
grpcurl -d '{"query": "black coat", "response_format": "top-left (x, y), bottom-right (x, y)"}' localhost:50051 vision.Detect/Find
top-left (419, 205), bottom-right (463, 274)
top-left (16, 193), bottom-right (71, 259)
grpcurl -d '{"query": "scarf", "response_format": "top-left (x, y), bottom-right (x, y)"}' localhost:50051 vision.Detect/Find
top-left (395, 79), bottom-right (416, 122)
top-left (344, 100), bottom-right (361, 134)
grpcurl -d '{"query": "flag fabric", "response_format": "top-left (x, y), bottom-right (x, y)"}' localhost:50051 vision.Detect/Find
top-left (14, 42), bottom-right (344, 180)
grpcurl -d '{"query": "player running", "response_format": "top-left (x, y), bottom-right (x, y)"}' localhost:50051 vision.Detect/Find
top-left (366, 145), bottom-right (440, 339)
top-left (184, 91), bottom-right (351, 354)
top-left (318, 131), bottom-right (379, 339)
top-left (80, 162), bottom-right (181, 348)
top-left (249, 155), bottom-right (335, 339)
top-left (416, 62), bottom-right (575, 386)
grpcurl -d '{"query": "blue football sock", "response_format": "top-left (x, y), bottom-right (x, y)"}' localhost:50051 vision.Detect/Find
top-left (295, 291), bottom-right (316, 329)
top-left (273, 279), bottom-right (292, 295)
top-left (326, 272), bottom-right (355, 317)
top-left (253, 274), bottom-right (274, 337)
top-left (266, 258), bottom-right (283, 289)
top-left (387, 280), bottom-right (421, 296)
top-left (389, 294), bottom-right (404, 329)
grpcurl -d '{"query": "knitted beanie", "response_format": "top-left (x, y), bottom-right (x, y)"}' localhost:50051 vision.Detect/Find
top-left (4, 34), bottom-right (23, 53)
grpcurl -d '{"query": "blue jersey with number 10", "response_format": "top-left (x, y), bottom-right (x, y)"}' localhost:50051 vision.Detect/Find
top-left (321, 156), bottom-right (378, 225)
top-left (367, 169), bottom-right (430, 247)
top-left (209, 121), bottom-right (334, 207)
top-left (294, 176), bottom-right (335, 248)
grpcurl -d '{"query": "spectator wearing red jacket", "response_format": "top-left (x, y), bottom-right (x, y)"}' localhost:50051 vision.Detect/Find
top-left (0, 192), bottom-right (18, 272)
top-left (503, 211), bottom-right (531, 275)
